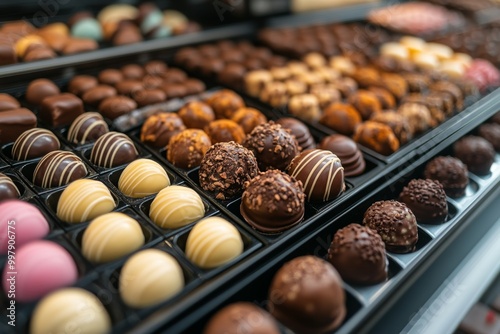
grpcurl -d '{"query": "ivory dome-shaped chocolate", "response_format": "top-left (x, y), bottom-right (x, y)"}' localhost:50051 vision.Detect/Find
top-left (33, 150), bottom-right (87, 188)
top-left (118, 159), bottom-right (170, 198)
top-left (90, 132), bottom-right (138, 168)
top-left (12, 128), bottom-right (60, 160)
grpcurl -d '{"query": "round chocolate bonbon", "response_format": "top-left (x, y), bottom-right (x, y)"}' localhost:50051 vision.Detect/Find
top-left (0, 173), bottom-right (19, 200)
top-left (12, 128), bottom-right (60, 161)
top-left (399, 179), bottom-right (448, 224)
top-left (90, 132), bottom-right (138, 168)
top-left (118, 159), bottom-right (170, 198)
top-left (67, 112), bottom-right (109, 145)
top-left (318, 134), bottom-right (365, 177)
top-left (33, 150), bottom-right (87, 188)
top-left (424, 156), bottom-right (469, 198)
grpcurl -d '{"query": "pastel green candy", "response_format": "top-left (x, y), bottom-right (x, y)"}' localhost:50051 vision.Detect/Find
top-left (140, 10), bottom-right (163, 34)
top-left (150, 25), bottom-right (172, 39)
top-left (72, 18), bottom-right (103, 41)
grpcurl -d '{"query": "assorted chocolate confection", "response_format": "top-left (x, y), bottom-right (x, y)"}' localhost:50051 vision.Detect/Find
top-left (118, 159), bottom-right (170, 198)
top-left (90, 132), bottom-right (138, 168)
top-left (178, 101), bottom-right (215, 129)
top-left (0, 108), bottom-right (37, 144)
top-left (67, 112), bottom-right (109, 145)
top-left (12, 128), bottom-right (60, 160)
top-left (399, 179), bottom-right (448, 224)
top-left (26, 78), bottom-right (61, 105)
top-left (318, 134), bottom-right (366, 177)
top-left (276, 117), bottom-right (316, 151)
top-left (140, 112), bottom-right (186, 148)
top-left (454, 136), bottom-right (495, 175)
top-left (33, 150), bottom-right (87, 188)
top-left (478, 123), bottom-right (500, 152)
top-left (0, 173), bottom-right (20, 200)
top-left (0, 93), bottom-right (20, 111)
top-left (424, 156), bottom-right (469, 198)
top-left (40, 93), bottom-right (84, 127)
top-left (167, 129), bottom-right (211, 169)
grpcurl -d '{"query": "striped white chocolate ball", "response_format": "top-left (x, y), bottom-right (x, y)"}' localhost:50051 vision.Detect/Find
top-left (118, 159), bottom-right (170, 198)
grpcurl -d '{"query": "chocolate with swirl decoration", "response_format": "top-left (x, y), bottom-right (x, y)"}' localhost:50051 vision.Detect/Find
top-left (287, 149), bottom-right (345, 202)
top-left (90, 132), bottom-right (138, 168)
top-left (33, 150), bottom-right (87, 188)
top-left (0, 173), bottom-right (20, 200)
top-left (12, 128), bottom-right (60, 161)
top-left (67, 112), bottom-right (109, 145)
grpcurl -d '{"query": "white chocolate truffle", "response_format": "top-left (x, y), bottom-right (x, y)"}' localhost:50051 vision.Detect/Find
top-left (118, 159), bottom-right (170, 198)
top-left (424, 43), bottom-right (453, 61)
top-left (244, 70), bottom-right (273, 97)
top-left (303, 52), bottom-right (326, 69)
top-left (329, 56), bottom-right (355, 75)
top-left (399, 36), bottom-right (426, 54)
top-left (439, 60), bottom-right (466, 78)
top-left (30, 288), bottom-right (111, 334)
top-left (119, 249), bottom-right (184, 308)
top-left (150, 185), bottom-right (205, 229)
top-left (412, 52), bottom-right (439, 70)
top-left (82, 212), bottom-right (144, 263)
top-left (380, 42), bottom-right (409, 60)
top-left (57, 179), bottom-right (116, 224)
top-left (451, 53), bottom-right (473, 68)
top-left (185, 217), bottom-right (243, 269)
top-left (288, 94), bottom-right (321, 122)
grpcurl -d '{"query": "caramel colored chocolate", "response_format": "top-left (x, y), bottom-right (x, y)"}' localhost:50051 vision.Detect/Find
top-left (140, 113), bottom-right (186, 148)
top-left (206, 90), bottom-right (245, 119)
top-left (40, 93), bottom-right (84, 127)
top-left (0, 108), bottom-right (37, 144)
top-left (320, 103), bottom-right (362, 136)
top-left (98, 96), bottom-right (137, 120)
top-left (205, 120), bottom-right (245, 144)
top-left (178, 101), bottom-right (215, 130)
top-left (0, 93), bottom-right (20, 111)
top-left (167, 129), bottom-right (211, 169)
top-left (353, 121), bottom-right (400, 155)
top-left (231, 108), bottom-right (267, 135)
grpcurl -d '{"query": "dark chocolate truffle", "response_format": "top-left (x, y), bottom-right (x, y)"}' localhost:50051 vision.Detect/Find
top-left (287, 149), bottom-right (345, 202)
top-left (491, 112), bottom-right (500, 125)
top-left (178, 101), bottom-right (215, 130)
top-left (327, 224), bottom-right (387, 285)
top-left (33, 150), bottom-right (87, 188)
top-left (40, 93), bottom-right (84, 127)
top-left (318, 134), bottom-right (366, 177)
top-left (0, 108), bottom-right (37, 144)
top-left (241, 169), bottom-right (304, 233)
top-left (90, 132), bottom-right (138, 168)
top-left (204, 303), bottom-right (280, 334)
top-left (276, 117), bottom-right (315, 151)
top-left (25, 79), bottom-right (60, 105)
top-left (12, 128), bottom-right (60, 160)
top-left (243, 122), bottom-right (299, 172)
top-left (205, 120), bottom-right (245, 144)
top-left (363, 200), bottom-right (418, 253)
top-left (353, 121), bottom-right (400, 155)
top-left (121, 64), bottom-right (145, 80)
top-left (140, 113), bottom-right (186, 148)
top-left (399, 179), bottom-right (448, 224)
top-left (424, 156), bottom-right (469, 198)
top-left (320, 103), bottom-right (362, 136)
top-left (268, 256), bottom-right (346, 333)
top-left (454, 136), bottom-right (495, 175)
top-left (98, 96), bottom-right (137, 120)
top-left (82, 85), bottom-right (117, 106)
top-left (231, 108), bottom-right (267, 135)
top-left (167, 129), bottom-right (211, 169)
top-left (0, 93), bottom-right (20, 111)
top-left (0, 173), bottom-right (20, 200)
top-left (478, 123), bottom-right (500, 151)
top-left (98, 69), bottom-right (123, 86)
top-left (205, 90), bottom-right (245, 120)
top-left (199, 142), bottom-right (259, 200)
top-left (67, 112), bottom-right (108, 145)
top-left (67, 75), bottom-right (99, 96)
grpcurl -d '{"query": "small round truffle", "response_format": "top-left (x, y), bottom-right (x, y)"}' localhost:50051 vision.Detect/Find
top-left (268, 256), bottom-right (346, 334)
top-left (288, 94), bottom-right (321, 123)
top-left (33, 151), bottom-right (87, 188)
top-left (185, 216), bottom-right (243, 269)
top-left (133, 89), bottom-right (166, 107)
top-left (204, 303), bottom-right (280, 334)
top-left (218, 63), bottom-right (247, 87)
top-left (167, 129), bottom-right (211, 169)
top-left (98, 95), bottom-right (137, 120)
top-left (30, 288), bottom-right (111, 334)
top-left (67, 75), bottom-right (99, 96)
top-left (178, 101), bottom-right (215, 129)
top-left (241, 170), bottom-right (305, 233)
top-left (276, 117), bottom-right (315, 151)
top-left (454, 136), bottom-right (495, 175)
top-left (398, 103), bottom-right (433, 135)
top-left (0, 93), bottom-right (20, 111)
top-left (310, 84), bottom-right (341, 109)
top-left (368, 86), bottom-right (396, 110)
top-left (26, 78), bottom-right (60, 105)
top-left (140, 113), bottom-right (186, 148)
top-left (319, 134), bottom-right (366, 177)
top-left (327, 224), bottom-right (387, 285)
top-left (351, 67), bottom-right (380, 88)
top-left (370, 111), bottom-right (412, 144)
top-left (363, 200), bottom-right (418, 253)
top-left (231, 107), bottom-right (267, 134)
top-left (478, 123), bottom-right (500, 151)
top-left (150, 185), bottom-right (205, 229)
top-left (90, 132), bottom-right (138, 168)
top-left (98, 68), bottom-right (123, 86)
top-left (399, 179), bottom-right (448, 224)
top-left (82, 84), bottom-right (117, 106)
top-left (243, 122), bottom-right (299, 172)
top-left (245, 70), bottom-right (273, 97)
top-left (353, 121), bottom-right (400, 155)
top-left (57, 179), bottom-right (116, 224)
top-left (424, 156), bottom-right (469, 198)
top-left (287, 149), bottom-right (345, 202)
top-left (82, 212), bottom-right (145, 263)
top-left (67, 112), bottom-right (109, 145)
top-left (206, 90), bottom-right (245, 119)
top-left (285, 79), bottom-right (307, 96)
top-left (121, 64), bottom-right (145, 80)
top-left (118, 159), bottom-right (170, 198)
top-left (381, 72), bottom-right (408, 100)
top-left (120, 249), bottom-right (184, 308)
top-left (12, 128), bottom-right (60, 161)
top-left (259, 81), bottom-right (289, 108)
top-left (348, 90), bottom-right (382, 120)
top-left (205, 119), bottom-right (246, 144)
top-left (200, 142), bottom-right (259, 200)
top-left (402, 73), bottom-right (431, 93)
top-left (332, 77), bottom-right (358, 98)
top-left (0, 173), bottom-right (19, 200)
top-left (320, 103), bottom-right (362, 136)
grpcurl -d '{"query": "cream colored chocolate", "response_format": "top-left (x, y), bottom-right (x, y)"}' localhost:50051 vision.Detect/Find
top-left (186, 217), bottom-right (243, 269)
top-left (118, 159), bottom-right (170, 198)
top-left (67, 112), bottom-right (108, 144)
top-left (12, 128), bottom-right (60, 161)
top-left (150, 185), bottom-right (205, 229)
top-left (30, 288), bottom-right (111, 334)
top-left (57, 179), bottom-right (115, 223)
top-left (288, 94), bottom-right (321, 122)
top-left (119, 249), bottom-right (184, 308)
top-left (82, 212), bottom-right (144, 263)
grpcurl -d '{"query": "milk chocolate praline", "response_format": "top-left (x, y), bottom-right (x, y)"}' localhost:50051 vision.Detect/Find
top-left (0, 93), bottom-right (20, 111)
top-left (320, 103), bottom-right (362, 136)
top-left (478, 123), bottom-right (500, 151)
top-left (167, 129), bottom-right (211, 169)
top-left (319, 134), bottom-right (365, 177)
top-left (0, 173), bottom-right (20, 200)
top-left (276, 117), bottom-right (315, 151)
top-left (205, 90), bottom-right (245, 119)
top-left (454, 136), bottom-right (495, 175)
top-left (26, 79), bottom-right (60, 105)
top-left (67, 112), bottom-right (108, 145)
top-left (12, 128), bottom-right (60, 160)
top-left (205, 120), bottom-right (245, 144)
top-left (90, 132), bottom-right (138, 168)
top-left (68, 75), bottom-right (99, 96)
top-left (399, 179), bottom-right (448, 224)
top-left (140, 113), bottom-right (186, 148)
top-left (231, 107), bottom-right (267, 134)
top-left (33, 151), bottom-right (87, 188)
top-left (424, 156), bottom-right (469, 198)
top-left (178, 101), bottom-right (215, 129)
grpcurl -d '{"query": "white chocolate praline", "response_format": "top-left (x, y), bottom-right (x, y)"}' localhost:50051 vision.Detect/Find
top-left (424, 43), bottom-right (453, 61)
top-left (82, 212), bottom-right (144, 263)
top-left (380, 42), bottom-right (409, 60)
top-left (399, 36), bottom-right (426, 54)
top-left (329, 56), bottom-right (355, 75)
top-left (118, 159), bottom-right (170, 198)
top-left (149, 185), bottom-right (205, 229)
top-left (119, 249), bottom-right (184, 308)
top-left (185, 217), bottom-right (243, 269)
top-left (245, 70), bottom-right (273, 97)
top-left (303, 52), bottom-right (326, 69)
top-left (57, 179), bottom-right (116, 224)
top-left (30, 288), bottom-right (111, 334)
top-left (288, 94), bottom-right (321, 123)
top-left (439, 60), bottom-right (466, 78)
top-left (452, 53), bottom-right (473, 68)
top-left (412, 52), bottom-right (439, 70)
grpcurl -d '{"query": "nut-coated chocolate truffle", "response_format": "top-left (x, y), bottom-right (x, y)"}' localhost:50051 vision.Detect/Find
top-left (454, 136), bottom-right (495, 175)
top-left (12, 128), bottom-right (60, 160)
top-left (82, 212), bottom-right (144, 263)
top-left (370, 111), bottom-right (412, 145)
top-left (33, 151), bottom-right (87, 188)
top-left (81, 85), bottom-right (117, 106)
top-left (430, 81), bottom-right (463, 110)
top-left (90, 132), bottom-right (138, 168)
top-left (276, 117), bottom-right (315, 151)
top-left (118, 159), bottom-right (170, 198)
top-left (268, 256), bottom-right (346, 334)
top-left (402, 73), bottom-right (431, 93)
top-left (98, 95), bottom-right (137, 120)
top-left (398, 102), bottom-right (433, 135)
top-left (363, 200), bottom-right (418, 253)
top-left (424, 156), bottom-right (469, 198)
top-left (353, 121), bottom-right (400, 155)
top-left (185, 217), bottom-right (243, 269)
top-left (319, 134), bottom-right (366, 177)
top-left (0, 93), bottom-right (20, 111)
top-left (204, 303), bottom-right (280, 334)
top-left (288, 94), bottom-right (321, 123)
top-left (399, 179), bottom-right (448, 224)
top-left (478, 123), bottom-right (500, 151)
top-left (206, 89), bottom-right (245, 119)
top-left (40, 93), bottom-right (84, 127)
top-left (57, 179), bottom-right (115, 224)
top-left (26, 78), bottom-right (60, 105)
top-left (241, 170), bottom-right (304, 233)
top-left (243, 122), bottom-right (299, 172)
top-left (205, 119), bottom-right (246, 144)
top-left (0, 173), bottom-right (20, 200)
top-left (320, 103), bottom-right (362, 136)
top-left (67, 112), bottom-right (109, 145)
top-left (310, 84), bottom-right (341, 109)
top-left (167, 129), bottom-right (211, 169)
top-left (327, 224), bottom-right (387, 285)
top-left (120, 249), bottom-right (184, 308)
top-left (348, 90), bottom-right (382, 120)
top-left (140, 113), bottom-right (186, 148)
top-left (287, 149), bottom-right (345, 202)
top-left (200, 142), bottom-right (259, 200)
top-left (231, 107), bottom-right (267, 134)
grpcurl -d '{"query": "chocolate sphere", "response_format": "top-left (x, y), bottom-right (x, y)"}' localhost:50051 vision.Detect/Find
top-left (167, 129), bottom-right (211, 169)
top-left (67, 112), bottom-right (108, 145)
top-left (26, 78), bottom-right (60, 105)
top-left (140, 113), bottom-right (186, 148)
top-left (231, 107), bottom-right (267, 135)
top-left (276, 117), bottom-right (315, 151)
top-left (90, 132), bottom-right (138, 168)
top-left (478, 123), bottom-right (500, 151)
top-left (205, 90), bottom-right (245, 119)
top-left (424, 156), bottom-right (469, 198)
top-left (454, 136), bottom-right (495, 175)
top-left (399, 179), bottom-right (448, 224)
top-left (12, 128), bottom-right (60, 161)
top-left (353, 121), bottom-right (400, 156)
top-left (205, 120), bottom-right (245, 145)
top-left (33, 151), bottom-right (87, 188)
top-left (318, 134), bottom-right (366, 177)
top-left (0, 173), bottom-right (20, 200)
top-left (178, 101), bottom-right (215, 129)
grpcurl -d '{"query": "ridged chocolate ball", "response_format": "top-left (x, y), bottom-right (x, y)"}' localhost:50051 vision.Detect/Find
top-left (0, 173), bottom-right (20, 200)
top-left (399, 179), bottom-right (448, 224)
top-left (276, 117), bottom-right (315, 151)
top-left (318, 134), bottom-right (365, 177)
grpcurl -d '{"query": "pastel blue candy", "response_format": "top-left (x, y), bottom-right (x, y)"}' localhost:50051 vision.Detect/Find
top-left (140, 10), bottom-right (163, 34)
top-left (71, 18), bottom-right (103, 41)
top-left (150, 25), bottom-right (172, 39)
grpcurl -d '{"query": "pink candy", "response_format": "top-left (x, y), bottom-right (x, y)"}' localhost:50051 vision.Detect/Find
top-left (465, 59), bottom-right (500, 92)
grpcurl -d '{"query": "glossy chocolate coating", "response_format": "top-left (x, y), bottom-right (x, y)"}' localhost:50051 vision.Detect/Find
top-left (161, 83), bottom-right (188, 98)
top-left (133, 89), bottom-right (166, 107)
top-left (327, 223), bottom-right (387, 285)
top-left (399, 179), bottom-right (448, 224)
top-left (320, 103), bottom-right (362, 136)
top-left (12, 128), bottom-right (60, 160)
top-left (318, 134), bottom-right (366, 177)
top-left (205, 90), bottom-right (245, 120)
top-left (0, 108), bottom-right (37, 144)
top-left (33, 150), bottom-right (87, 188)
top-left (232, 108), bottom-right (267, 135)
top-left (276, 117), bottom-right (315, 151)
top-left (478, 123), bottom-right (500, 151)
top-left (0, 93), bottom-right (20, 111)
top-left (199, 142), bottom-right (259, 200)
top-left (140, 113), bottom-right (186, 148)
top-left (424, 156), bottom-right (469, 198)
top-left (0, 173), bottom-right (20, 200)
top-left (205, 120), bottom-right (245, 144)
top-left (90, 132), bottom-right (138, 168)
top-left (40, 93), bottom-right (84, 127)
top-left (26, 79), bottom-right (60, 105)
top-left (167, 129), bottom-right (211, 169)
top-left (454, 136), bottom-right (495, 175)
top-left (98, 96), bottom-right (137, 120)
top-left (178, 101), bottom-right (215, 130)
top-left (98, 69), bottom-right (123, 86)
top-left (67, 75), bottom-right (98, 96)
top-left (348, 90), bottom-right (382, 120)
top-left (363, 200), bottom-right (418, 253)
top-left (82, 85), bottom-right (117, 106)
top-left (67, 112), bottom-right (108, 145)
top-left (353, 121), bottom-right (400, 156)
top-left (121, 64), bottom-right (145, 80)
